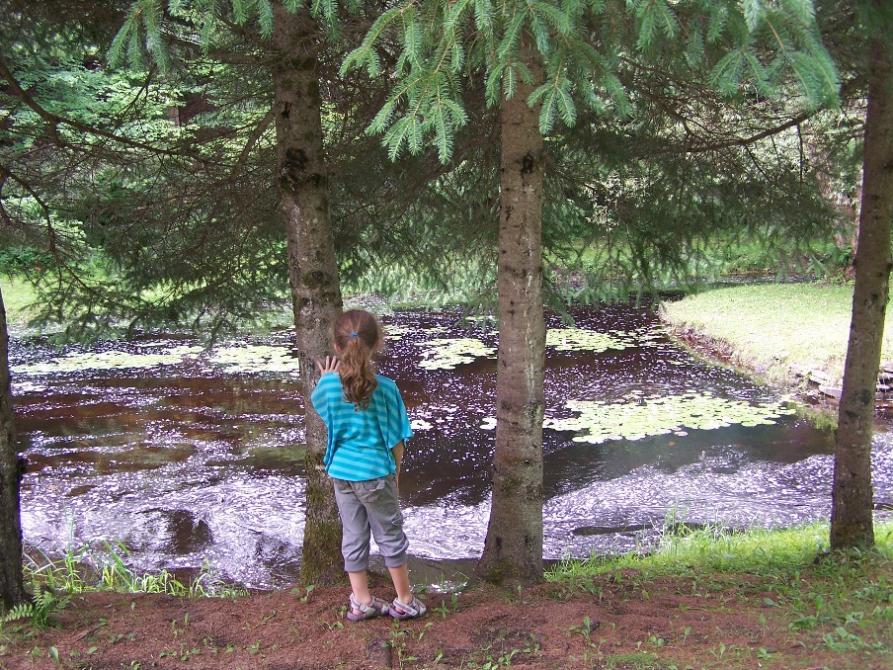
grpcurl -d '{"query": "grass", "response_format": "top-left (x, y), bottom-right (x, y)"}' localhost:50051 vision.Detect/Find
top-left (26, 543), bottom-right (247, 599)
top-left (549, 521), bottom-right (893, 668)
top-left (548, 521), bottom-right (893, 582)
top-left (661, 282), bottom-right (893, 386)
top-left (0, 276), bottom-right (39, 326)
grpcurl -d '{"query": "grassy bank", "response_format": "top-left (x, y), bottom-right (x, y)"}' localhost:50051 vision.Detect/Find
top-left (661, 283), bottom-right (893, 387)
top-left (547, 521), bottom-right (893, 668)
top-left (2, 524), bottom-right (891, 668)
top-left (0, 276), bottom-right (39, 326)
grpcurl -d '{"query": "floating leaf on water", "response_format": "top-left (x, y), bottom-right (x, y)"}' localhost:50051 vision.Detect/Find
top-left (545, 328), bottom-right (636, 352)
top-left (410, 419), bottom-right (433, 431)
top-left (209, 345), bottom-right (300, 375)
top-left (480, 416), bottom-right (497, 430)
top-left (12, 345), bottom-right (203, 376)
top-left (545, 393), bottom-right (796, 444)
top-left (382, 325), bottom-right (413, 341)
top-left (414, 338), bottom-right (496, 370)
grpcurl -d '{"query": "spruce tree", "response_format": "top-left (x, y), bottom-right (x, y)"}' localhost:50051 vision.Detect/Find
top-left (0, 285), bottom-right (26, 610)
top-left (345, 0), bottom-right (838, 583)
top-left (109, 0), bottom-right (359, 583)
top-left (829, 0), bottom-right (893, 549)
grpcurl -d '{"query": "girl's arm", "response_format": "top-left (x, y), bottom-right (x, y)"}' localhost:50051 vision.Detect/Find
top-left (392, 441), bottom-right (404, 489)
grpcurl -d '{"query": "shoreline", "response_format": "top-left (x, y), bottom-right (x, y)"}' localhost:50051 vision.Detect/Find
top-left (4, 522), bottom-right (891, 669)
top-left (663, 319), bottom-right (842, 430)
top-left (660, 283), bottom-right (893, 430)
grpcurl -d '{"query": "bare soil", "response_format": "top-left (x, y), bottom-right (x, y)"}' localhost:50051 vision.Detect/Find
top-left (2, 570), bottom-right (890, 670)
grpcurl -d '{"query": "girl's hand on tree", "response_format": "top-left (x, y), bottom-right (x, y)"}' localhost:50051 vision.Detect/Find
top-left (315, 356), bottom-right (340, 377)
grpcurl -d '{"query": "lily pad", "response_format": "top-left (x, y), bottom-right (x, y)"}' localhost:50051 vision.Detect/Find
top-left (12, 345), bottom-right (203, 376)
top-left (545, 328), bottom-right (636, 353)
top-left (383, 325), bottom-right (413, 341)
top-left (414, 337), bottom-right (496, 370)
top-left (208, 345), bottom-right (300, 375)
top-left (542, 392), bottom-right (797, 444)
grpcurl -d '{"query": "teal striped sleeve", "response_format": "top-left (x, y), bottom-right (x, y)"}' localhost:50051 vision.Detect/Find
top-left (380, 381), bottom-right (413, 449)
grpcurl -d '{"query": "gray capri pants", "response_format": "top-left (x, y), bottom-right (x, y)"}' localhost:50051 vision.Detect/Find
top-left (332, 475), bottom-right (409, 572)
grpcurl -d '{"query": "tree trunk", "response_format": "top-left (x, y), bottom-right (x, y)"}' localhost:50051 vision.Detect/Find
top-left (272, 3), bottom-right (344, 583)
top-left (475, 48), bottom-right (546, 585)
top-left (830, 27), bottom-right (893, 550)
top-left (0, 285), bottom-right (26, 609)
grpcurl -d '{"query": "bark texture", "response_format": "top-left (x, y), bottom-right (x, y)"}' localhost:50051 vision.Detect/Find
top-left (475, 49), bottom-right (546, 585)
top-left (830, 27), bottom-right (893, 549)
top-left (272, 3), bottom-right (344, 583)
top-left (0, 286), bottom-right (26, 609)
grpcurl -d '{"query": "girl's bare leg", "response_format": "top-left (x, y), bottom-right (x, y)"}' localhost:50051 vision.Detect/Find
top-left (348, 570), bottom-right (371, 604)
top-left (388, 564), bottom-right (413, 604)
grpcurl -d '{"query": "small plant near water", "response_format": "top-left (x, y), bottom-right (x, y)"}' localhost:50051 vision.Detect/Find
top-left (433, 592), bottom-right (459, 618)
top-left (24, 543), bottom-right (246, 599)
top-left (290, 583), bottom-right (316, 603)
top-left (568, 615), bottom-right (597, 645)
top-left (465, 633), bottom-right (540, 670)
top-left (387, 621), bottom-right (419, 669)
top-left (1, 584), bottom-right (69, 629)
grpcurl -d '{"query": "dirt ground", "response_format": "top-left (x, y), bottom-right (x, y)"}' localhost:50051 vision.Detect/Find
top-left (2, 569), bottom-right (890, 670)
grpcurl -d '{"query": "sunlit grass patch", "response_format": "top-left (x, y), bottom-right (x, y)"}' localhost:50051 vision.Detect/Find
top-left (0, 276), bottom-right (39, 325)
top-left (548, 521), bottom-right (893, 581)
top-left (661, 283), bottom-right (893, 385)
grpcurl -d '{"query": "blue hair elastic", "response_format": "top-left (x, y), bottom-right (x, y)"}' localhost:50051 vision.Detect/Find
top-left (348, 331), bottom-right (359, 338)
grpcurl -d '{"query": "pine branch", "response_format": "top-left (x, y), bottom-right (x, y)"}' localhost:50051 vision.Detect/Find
top-left (658, 109), bottom-right (814, 155)
top-left (236, 109), bottom-right (275, 164)
top-left (0, 56), bottom-right (222, 163)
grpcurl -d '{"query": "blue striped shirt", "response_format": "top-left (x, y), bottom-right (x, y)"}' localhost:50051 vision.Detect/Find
top-left (310, 372), bottom-right (413, 481)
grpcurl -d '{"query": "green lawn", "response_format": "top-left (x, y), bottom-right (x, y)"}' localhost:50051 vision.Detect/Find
top-left (661, 283), bottom-right (893, 385)
top-left (548, 522), bottom-right (893, 669)
top-left (0, 276), bottom-right (39, 326)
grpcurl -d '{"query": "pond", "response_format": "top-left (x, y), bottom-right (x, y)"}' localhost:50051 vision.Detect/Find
top-left (11, 304), bottom-right (893, 589)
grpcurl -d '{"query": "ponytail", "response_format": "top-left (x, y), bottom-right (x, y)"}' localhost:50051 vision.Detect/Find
top-left (333, 310), bottom-right (381, 409)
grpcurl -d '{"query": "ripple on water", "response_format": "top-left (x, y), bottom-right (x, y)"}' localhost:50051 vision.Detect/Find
top-left (11, 306), bottom-right (893, 588)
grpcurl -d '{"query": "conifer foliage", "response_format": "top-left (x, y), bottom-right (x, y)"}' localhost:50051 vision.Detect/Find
top-left (344, 0), bottom-right (838, 166)
top-left (110, 0), bottom-right (364, 583)
top-left (346, 0), bottom-right (837, 582)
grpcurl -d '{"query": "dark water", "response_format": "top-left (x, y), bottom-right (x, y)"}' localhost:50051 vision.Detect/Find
top-left (11, 305), bottom-right (893, 588)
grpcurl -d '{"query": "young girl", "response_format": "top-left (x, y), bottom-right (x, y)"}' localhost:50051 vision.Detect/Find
top-left (310, 309), bottom-right (426, 621)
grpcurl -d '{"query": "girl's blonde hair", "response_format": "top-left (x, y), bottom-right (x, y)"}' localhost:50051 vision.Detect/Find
top-left (333, 309), bottom-right (381, 409)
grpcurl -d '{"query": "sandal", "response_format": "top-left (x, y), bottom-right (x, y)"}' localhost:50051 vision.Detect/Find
top-left (389, 595), bottom-right (427, 620)
top-left (346, 593), bottom-right (389, 622)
